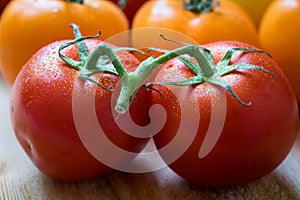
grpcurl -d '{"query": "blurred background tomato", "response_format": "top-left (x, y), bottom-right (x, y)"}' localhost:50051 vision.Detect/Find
top-left (232, 0), bottom-right (274, 27)
top-left (132, 0), bottom-right (259, 46)
top-left (259, 0), bottom-right (300, 101)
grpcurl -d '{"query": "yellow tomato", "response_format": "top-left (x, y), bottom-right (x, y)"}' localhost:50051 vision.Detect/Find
top-left (259, 0), bottom-right (300, 100)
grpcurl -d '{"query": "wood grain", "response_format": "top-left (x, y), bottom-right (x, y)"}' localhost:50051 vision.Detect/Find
top-left (1, 78), bottom-right (300, 200)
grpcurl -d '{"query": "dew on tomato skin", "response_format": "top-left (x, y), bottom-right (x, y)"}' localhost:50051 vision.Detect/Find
top-left (62, 88), bottom-right (72, 97)
top-left (26, 101), bottom-right (33, 109)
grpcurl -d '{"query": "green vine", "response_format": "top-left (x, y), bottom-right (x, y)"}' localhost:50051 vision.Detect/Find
top-left (58, 24), bottom-right (144, 92)
top-left (59, 24), bottom-right (274, 114)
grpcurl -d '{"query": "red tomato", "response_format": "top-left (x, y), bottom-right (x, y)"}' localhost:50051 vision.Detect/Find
top-left (150, 41), bottom-right (298, 187)
top-left (10, 38), bottom-right (150, 181)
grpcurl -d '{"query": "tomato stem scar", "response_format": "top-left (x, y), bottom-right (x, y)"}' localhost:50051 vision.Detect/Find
top-left (64, 0), bottom-right (84, 4)
top-left (182, 0), bottom-right (220, 13)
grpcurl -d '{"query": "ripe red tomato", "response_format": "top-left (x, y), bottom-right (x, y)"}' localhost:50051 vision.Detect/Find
top-left (10, 38), bottom-right (150, 181)
top-left (150, 41), bottom-right (298, 187)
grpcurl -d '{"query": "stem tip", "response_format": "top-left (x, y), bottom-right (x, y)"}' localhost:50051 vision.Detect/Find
top-left (115, 105), bottom-right (127, 114)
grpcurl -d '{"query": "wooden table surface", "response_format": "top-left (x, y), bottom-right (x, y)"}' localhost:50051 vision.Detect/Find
top-left (1, 77), bottom-right (300, 200)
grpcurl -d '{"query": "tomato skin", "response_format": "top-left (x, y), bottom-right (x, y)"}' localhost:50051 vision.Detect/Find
top-left (151, 41), bottom-right (298, 187)
top-left (10, 39), bottom-right (150, 181)
top-left (132, 0), bottom-right (259, 47)
top-left (0, 0), bottom-right (129, 85)
top-left (259, 0), bottom-right (300, 101)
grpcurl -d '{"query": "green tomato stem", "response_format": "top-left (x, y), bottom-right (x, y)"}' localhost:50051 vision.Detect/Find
top-left (82, 43), bottom-right (127, 77)
top-left (59, 24), bottom-right (273, 115)
top-left (114, 45), bottom-right (216, 113)
top-left (59, 24), bottom-right (129, 91)
top-left (58, 30), bottom-right (101, 70)
top-left (114, 39), bottom-right (274, 113)
top-left (70, 24), bottom-right (90, 61)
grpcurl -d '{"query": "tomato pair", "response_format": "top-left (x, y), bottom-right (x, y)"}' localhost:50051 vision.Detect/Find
top-left (11, 24), bottom-right (298, 187)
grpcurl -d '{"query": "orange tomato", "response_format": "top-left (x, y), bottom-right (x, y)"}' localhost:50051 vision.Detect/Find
top-left (259, 0), bottom-right (300, 100)
top-left (232, 0), bottom-right (274, 27)
top-left (0, 0), bottom-right (129, 85)
top-left (132, 0), bottom-right (259, 47)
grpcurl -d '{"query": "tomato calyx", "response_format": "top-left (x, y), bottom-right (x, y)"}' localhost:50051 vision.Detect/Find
top-left (58, 24), bottom-right (143, 92)
top-left (143, 38), bottom-right (274, 106)
top-left (111, 36), bottom-right (274, 113)
top-left (182, 0), bottom-right (220, 13)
